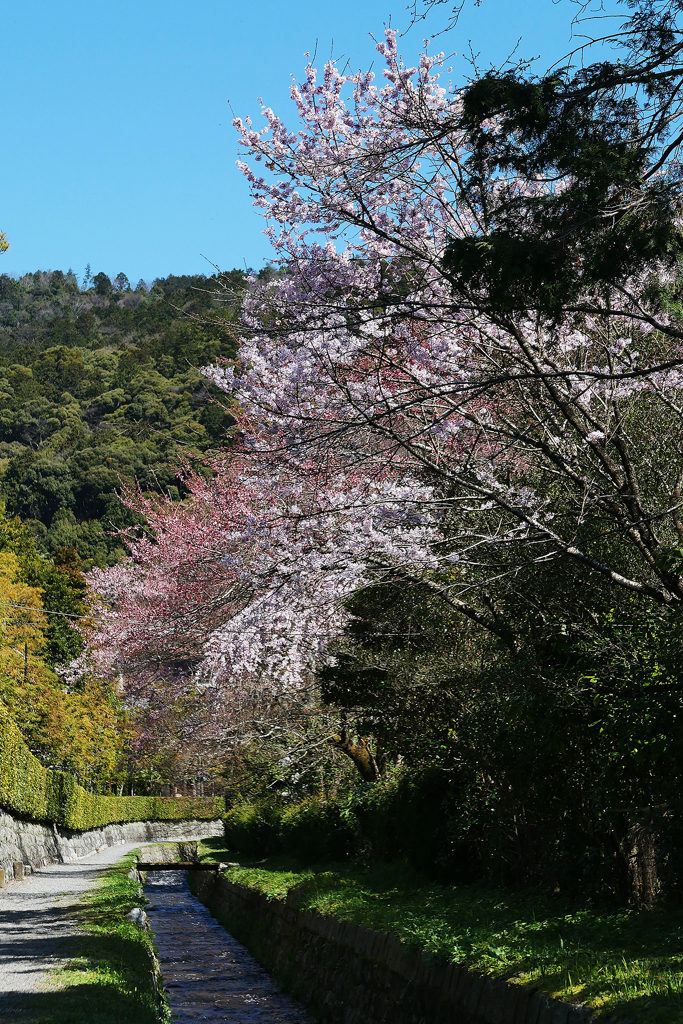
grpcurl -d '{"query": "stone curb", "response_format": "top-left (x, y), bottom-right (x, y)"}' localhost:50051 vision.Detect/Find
top-left (190, 870), bottom-right (602, 1024)
top-left (0, 808), bottom-right (223, 885)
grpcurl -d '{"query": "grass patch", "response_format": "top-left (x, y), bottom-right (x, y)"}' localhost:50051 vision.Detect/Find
top-left (0, 852), bottom-right (166, 1024)
top-left (198, 837), bottom-right (683, 1024)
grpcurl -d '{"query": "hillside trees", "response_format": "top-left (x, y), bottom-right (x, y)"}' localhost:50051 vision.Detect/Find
top-left (0, 270), bottom-right (243, 566)
top-left (0, 270), bottom-right (251, 785)
top-left (0, 507), bottom-right (126, 783)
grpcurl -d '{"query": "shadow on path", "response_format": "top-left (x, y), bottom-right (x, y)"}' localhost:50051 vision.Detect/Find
top-left (0, 921), bottom-right (159, 1024)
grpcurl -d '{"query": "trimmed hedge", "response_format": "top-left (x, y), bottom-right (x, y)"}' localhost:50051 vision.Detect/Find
top-left (0, 705), bottom-right (223, 829)
top-left (222, 771), bottom-right (461, 871)
top-left (223, 796), bottom-right (356, 862)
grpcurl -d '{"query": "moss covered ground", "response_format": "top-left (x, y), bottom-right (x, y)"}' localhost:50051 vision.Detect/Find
top-left (198, 837), bottom-right (683, 1024)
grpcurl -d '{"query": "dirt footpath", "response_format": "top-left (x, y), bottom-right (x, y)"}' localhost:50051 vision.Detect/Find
top-left (0, 842), bottom-right (143, 1007)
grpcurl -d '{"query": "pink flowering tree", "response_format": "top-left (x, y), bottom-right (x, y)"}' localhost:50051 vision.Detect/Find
top-left (218, 28), bottom-right (683, 612)
top-left (86, 11), bottom-right (683, 777)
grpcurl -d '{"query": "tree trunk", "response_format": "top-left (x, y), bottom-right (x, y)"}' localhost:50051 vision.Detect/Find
top-left (329, 729), bottom-right (380, 781)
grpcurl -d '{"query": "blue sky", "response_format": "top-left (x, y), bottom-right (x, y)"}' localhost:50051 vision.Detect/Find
top-left (1, 0), bottom-right (622, 283)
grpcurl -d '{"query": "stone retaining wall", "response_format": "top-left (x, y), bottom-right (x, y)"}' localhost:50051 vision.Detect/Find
top-left (190, 871), bottom-right (595, 1024)
top-left (0, 809), bottom-right (223, 884)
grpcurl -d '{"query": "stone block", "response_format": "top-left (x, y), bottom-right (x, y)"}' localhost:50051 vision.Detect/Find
top-left (338, 920), bottom-right (354, 946)
top-left (527, 990), bottom-right (549, 1024)
top-left (370, 929), bottom-right (386, 961)
top-left (0, 868), bottom-right (4, 887)
top-left (413, 955), bottom-right (429, 988)
top-left (456, 968), bottom-right (475, 1008)
top-left (502, 983), bottom-right (523, 1024)
top-left (305, 909), bottom-right (322, 934)
top-left (536, 994), bottom-right (563, 1024)
top-left (567, 1005), bottom-right (591, 1024)
top-left (13, 861), bottom-right (23, 881)
top-left (352, 924), bottom-right (367, 955)
top-left (479, 977), bottom-right (497, 1022)
top-left (384, 934), bottom-right (408, 974)
top-left (493, 979), bottom-right (514, 1024)
top-left (362, 927), bottom-right (378, 959)
top-left (480, 977), bottom-right (509, 1024)
top-left (466, 972), bottom-right (486, 1016)
top-left (514, 985), bottom-right (533, 1024)
top-left (397, 945), bottom-right (418, 983)
top-left (477, 977), bottom-right (494, 1021)
top-left (426, 961), bottom-right (446, 998)
top-left (551, 999), bottom-right (571, 1024)
top-left (447, 963), bottom-right (465, 1004)
top-left (362, 928), bottom-right (376, 958)
top-left (441, 961), bottom-right (458, 1000)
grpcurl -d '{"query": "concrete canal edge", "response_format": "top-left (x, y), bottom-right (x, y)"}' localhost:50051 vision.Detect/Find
top-left (189, 870), bottom-right (599, 1024)
top-left (0, 810), bottom-right (223, 884)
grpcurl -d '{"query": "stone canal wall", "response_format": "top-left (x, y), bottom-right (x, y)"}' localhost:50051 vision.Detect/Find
top-left (190, 870), bottom-right (594, 1024)
top-left (0, 810), bottom-right (223, 885)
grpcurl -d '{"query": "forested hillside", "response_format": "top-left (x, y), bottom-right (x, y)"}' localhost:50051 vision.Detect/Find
top-left (0, 269), bottom-right (242, 567)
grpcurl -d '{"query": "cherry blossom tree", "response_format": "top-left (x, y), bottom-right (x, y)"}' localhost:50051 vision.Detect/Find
top-left (215, 24), bottom-right (683, 620)
top-left (86, 5), bottom-right (683, 777)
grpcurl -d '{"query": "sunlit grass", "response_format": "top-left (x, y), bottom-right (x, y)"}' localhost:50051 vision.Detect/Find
top-left (198, 837), bottom-right (683, 1024)
top-left (0, 852), bottom-right (167, 1024)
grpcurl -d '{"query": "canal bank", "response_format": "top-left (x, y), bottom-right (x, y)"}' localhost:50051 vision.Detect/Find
top-left (145, 868), bottom-right (313, 1022)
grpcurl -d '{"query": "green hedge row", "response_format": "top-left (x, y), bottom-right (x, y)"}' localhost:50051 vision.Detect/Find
top-left (223, 796), bottom-right (357, 862)
top-left (222, 771), bottom-right (462, 871)
top-left (0, 705), bottom-right (224, 829)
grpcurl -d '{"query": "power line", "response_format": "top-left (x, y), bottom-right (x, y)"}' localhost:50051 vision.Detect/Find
top-left (0, 600), bottom-right (646, 642)
top-left (0, 601), bottom-right (94, 621)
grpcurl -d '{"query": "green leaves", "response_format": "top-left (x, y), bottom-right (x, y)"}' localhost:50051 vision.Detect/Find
top-left (450, 9), bottom-right (683, 316)
top-left (0, 269), bottom-right (241, 567)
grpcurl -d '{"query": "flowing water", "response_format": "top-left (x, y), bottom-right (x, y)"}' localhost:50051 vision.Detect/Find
top-left (145, 870), bottom-right (313, 1023)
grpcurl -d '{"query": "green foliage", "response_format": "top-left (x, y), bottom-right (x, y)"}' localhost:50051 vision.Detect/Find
top-left (223, 802), bottom-right (284, 856)
top-left (0, 501), bottom-right (88, 668)
top-left (448, 6), bottom-right (683, 317)
top-left (220, 770), bottom-right (462, 874)
top-left (223, 796), bottom-right (356, 863)
top-left (279, 797), bottom-right (356, 862)
top-left (0, 269), bottom-right (244, 567)
top-left (0, 703), bottom-right (223, 827)
top-left (0, 699), bottom-right (60, 821)
top-left (316, 567), bottom-right (683, 903)
top-left (197, 838), bottom-right (683, 1024)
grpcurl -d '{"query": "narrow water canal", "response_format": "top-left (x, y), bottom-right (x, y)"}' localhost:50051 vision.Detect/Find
top-left (145, 870), bottom-right (314, 1023)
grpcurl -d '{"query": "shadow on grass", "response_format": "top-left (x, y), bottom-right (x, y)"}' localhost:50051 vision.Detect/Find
top-left (0, 919), bottom-right (159, 1024)
top-left (197, 838), bottom-right (683, 1024)
top-left (0, 986), bottom-right (156, 1024)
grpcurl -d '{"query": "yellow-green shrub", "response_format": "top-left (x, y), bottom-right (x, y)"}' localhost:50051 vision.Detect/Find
top-left (0, 705), bottom-right (223, 828)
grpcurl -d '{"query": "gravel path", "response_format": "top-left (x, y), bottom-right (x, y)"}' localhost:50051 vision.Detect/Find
top-left (0, 842), bottom-right (143, 1006)
top-left (146, 870), bottom-right (313, 1023)
top-left (0, 845), bottom-right (314, 1024)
